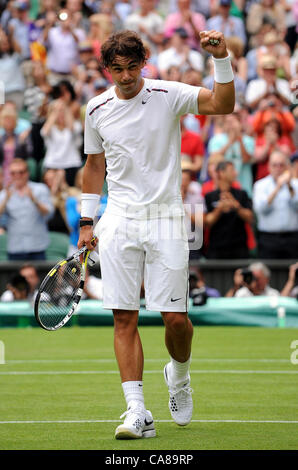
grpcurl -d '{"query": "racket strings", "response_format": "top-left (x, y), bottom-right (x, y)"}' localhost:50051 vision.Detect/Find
top-left (37, 260), bottom-right (82, 329)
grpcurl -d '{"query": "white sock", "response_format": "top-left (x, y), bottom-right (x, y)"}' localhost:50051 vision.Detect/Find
top-left (169, 356), bottom-right (191, 386)
top-left (122, 381), bottom-right (145, 408)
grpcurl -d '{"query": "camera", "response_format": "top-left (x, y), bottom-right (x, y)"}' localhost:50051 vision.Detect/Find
top-left (59, 12), bottom-right (68, 21)
top-left (241, 268), bottom-right (255, 285)
top-left (189, 272), bottom-right (199, 290)
top-left (189, 271), bottom-right (208, 306)
top-left (190, 287), bottom-right (208, 306)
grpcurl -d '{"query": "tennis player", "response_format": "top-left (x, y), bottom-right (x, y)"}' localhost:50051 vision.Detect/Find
top-left (78, 29), bottom-right (235, 439)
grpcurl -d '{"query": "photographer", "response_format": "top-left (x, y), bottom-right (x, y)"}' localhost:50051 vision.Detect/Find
top-left (43, 7), bottom-right (86, 86)
top-left (225, 262), bottom-right (280, 297)
top-left (189, 268), bottom-right (221, 306)
top-left (0, 274), bottom-right (30, 302)
top-left (280, 262), bottom-right (298, 298)
top-left (245, 55), bottom-right (292, 110)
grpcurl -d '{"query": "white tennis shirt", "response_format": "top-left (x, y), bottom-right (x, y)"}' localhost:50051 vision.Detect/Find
top-left (84, 78), bottom-right (201, 218)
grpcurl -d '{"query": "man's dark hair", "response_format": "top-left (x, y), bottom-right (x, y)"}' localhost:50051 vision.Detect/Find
top-left (9, 275), bottom-right (30, 295)
top-left (216, 160), bottom-right (233, 173)
top-left (100, 30), bottom-right (147, 69)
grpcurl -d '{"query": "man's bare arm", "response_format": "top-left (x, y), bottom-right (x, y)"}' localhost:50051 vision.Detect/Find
top-left (82, 153), bottom-right (105, 198)
top-left (78, 153), bottom-right (105, 250)
top-left (197, 31), bottom-right (235, 116)
top-left (198, 80), bottom-right (235, 116)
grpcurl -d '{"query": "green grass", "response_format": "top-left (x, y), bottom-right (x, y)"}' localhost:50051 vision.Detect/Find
top-left (0, 326), bottom-right (298, 450)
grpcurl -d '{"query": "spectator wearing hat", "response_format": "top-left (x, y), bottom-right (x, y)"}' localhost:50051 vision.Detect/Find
top-left (256, 30), bottom-right (291, 81)
top-left (78, 40), bottom-right (95, 64)
top-left (157, 27), bottom-right (203, 80)
top-left (206, 0), bottom-right (246, 47)
top-left (245, 55), bottom-right (292, 110)
top-left (253, 150), bottom-right (298, 259)
top-left (163, 0), bottom-right (206, 51)
top-left (7, 1), bottom-right (31, 60)
top-left (124, 0), bottom-right (164, 56)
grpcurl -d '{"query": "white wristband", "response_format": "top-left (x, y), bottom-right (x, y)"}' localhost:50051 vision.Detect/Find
top-left (213, 55), bottom-right (234, 84)
top-left (81, 193), bottom-right (100, 219)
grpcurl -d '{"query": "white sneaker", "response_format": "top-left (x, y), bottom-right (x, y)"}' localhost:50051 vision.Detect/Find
top-left (164, 362), bottom-right (193, 426)
top-left (115, 400), bottom-right (156, 439)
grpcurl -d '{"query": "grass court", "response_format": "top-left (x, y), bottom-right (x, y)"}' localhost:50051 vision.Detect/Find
top-left (0, 325), bottom-right (298, 450)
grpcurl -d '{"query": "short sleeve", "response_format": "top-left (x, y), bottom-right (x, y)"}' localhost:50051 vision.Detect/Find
top-left (204, 192), bottom-right (213, 213)
top-left (239, 190), bottom-right (252, 210)
top-left (164, 81), bottom-right (200, 116)
top-left (84, 102), bottom-right (104, 155)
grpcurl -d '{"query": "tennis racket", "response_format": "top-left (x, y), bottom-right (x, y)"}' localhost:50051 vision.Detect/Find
top-left (34, 241), bottom-right (95, 331)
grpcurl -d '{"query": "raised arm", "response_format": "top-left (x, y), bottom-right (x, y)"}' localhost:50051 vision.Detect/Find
top-left (197, 31), bottom-right (235, 116)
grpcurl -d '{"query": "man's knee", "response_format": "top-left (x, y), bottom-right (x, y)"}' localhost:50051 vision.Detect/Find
top-left (162, 312), bottom-right (190, 332)
top-left (113, 310), bottom-right (139, 334)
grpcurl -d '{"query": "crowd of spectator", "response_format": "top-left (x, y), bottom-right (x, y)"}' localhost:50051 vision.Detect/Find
top-left (0, 0), bottom-right (297, 299)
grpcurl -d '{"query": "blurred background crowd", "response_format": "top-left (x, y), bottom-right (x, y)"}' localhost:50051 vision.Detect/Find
top-left (0, 0), bottom-right (297, 301)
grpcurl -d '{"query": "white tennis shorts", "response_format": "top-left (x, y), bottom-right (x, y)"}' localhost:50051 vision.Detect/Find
top-left (94, 212), bottom-right (189, 312)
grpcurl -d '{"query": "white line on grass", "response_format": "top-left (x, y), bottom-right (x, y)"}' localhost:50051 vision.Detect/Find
top-left (0, 369), bottom-right (298, 375)
top-left (4, 358), bottom-right (291, 364)
top-left (0, 419), bottom-right (298, 424)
